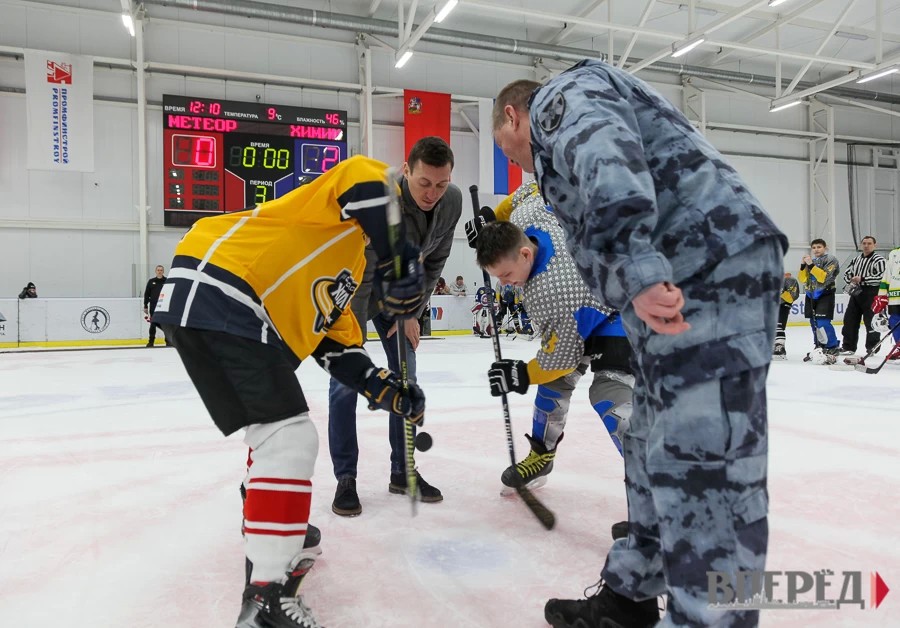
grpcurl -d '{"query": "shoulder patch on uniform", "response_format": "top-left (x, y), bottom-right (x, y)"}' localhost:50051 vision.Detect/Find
top-left (538, 93), bottom-right (566, 134)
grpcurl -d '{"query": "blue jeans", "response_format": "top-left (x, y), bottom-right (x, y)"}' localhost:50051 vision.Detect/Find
top-left (328, 312), bottom-right (418, 478)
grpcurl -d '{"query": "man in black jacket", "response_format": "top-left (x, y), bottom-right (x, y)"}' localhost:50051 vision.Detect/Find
top-left (18, 282), bottom-right (37, 299)
top-left (328, 136), bottom-right (462, 516)
top-left (143, 265), bottom-right (168, 347)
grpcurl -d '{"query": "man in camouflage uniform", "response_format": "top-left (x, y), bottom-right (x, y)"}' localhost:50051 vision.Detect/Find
top-left (492, 60), bottom-right (787, 627)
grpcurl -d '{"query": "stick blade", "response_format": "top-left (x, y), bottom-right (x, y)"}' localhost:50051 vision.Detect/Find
top-left (516, 486), bottom-right (556, 530)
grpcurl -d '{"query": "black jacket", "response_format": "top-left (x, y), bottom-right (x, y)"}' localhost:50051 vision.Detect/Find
top-left (144, 276), bottom-right (167, 311)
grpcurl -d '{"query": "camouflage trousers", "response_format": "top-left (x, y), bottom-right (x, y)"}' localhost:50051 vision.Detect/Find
top-left (601, 241), bottom-right (781, 627)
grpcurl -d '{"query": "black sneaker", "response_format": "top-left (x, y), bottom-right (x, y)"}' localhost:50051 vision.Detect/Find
top-left (545, 582), bottom-right (659, 628)
top-left (610, 521), bottom-right (628, 540)
top-left (332, 477), bottom-right (361, 516)
top-left (146, 341), bottom-right (154, 347)
top-left (389, 471), bottom-right (443, 503)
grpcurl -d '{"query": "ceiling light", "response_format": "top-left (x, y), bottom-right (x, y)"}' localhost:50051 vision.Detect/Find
top-left (678, 4), bottom-right (718, 17)
top-left (768, 0), bottom-right (792, 7)
top-left (121, 13), bottom-right (135, 37)
top-left (671, 37), bottom-right (706, 58)
top-left (835, 30), bottom-right (869, 41)
top-left (769, 99), bottom-right (802, 113)
top-left (434, 0), bottom-right (458, 23)
top-left (395, 49), bottom-right (413, 69)
top-left (857, 67), bottom-right (898, 83)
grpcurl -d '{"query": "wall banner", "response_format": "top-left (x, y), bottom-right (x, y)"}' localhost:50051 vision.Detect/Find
top-left (24, 49), bottom-right (95, 171)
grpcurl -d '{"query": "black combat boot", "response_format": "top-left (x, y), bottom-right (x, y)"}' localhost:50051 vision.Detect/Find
top-left (545, 581), bottom-right (659, 628)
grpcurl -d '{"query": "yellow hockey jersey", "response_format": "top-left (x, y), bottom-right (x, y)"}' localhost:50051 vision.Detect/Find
top-left (153, 155), bottom-right (394, 361)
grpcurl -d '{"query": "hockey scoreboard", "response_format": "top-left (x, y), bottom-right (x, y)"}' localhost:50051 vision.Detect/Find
top-left (162, 95), bottom-right (348, 227)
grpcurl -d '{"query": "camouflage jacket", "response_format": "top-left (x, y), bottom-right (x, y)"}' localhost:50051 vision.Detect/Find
top-left (528, 59), bottom-right (787, 372)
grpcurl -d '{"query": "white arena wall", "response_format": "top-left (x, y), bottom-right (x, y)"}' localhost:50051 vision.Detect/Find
top-left (0, 294), bottom-right (854, 348)
top-left (1, 1), bottom-right (899, 307)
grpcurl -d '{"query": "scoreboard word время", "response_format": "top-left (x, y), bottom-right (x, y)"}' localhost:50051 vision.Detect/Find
top-left (162, 94), bottom-right (348, 227)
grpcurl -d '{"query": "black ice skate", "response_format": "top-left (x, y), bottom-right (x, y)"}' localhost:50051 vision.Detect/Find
top-left (772, 340), bottom-right (786, 360)
top-left (500, 434), bottom-right (560, 495)
top-left (545, 581), bottom-right (659, 628)
top-left (237, 560), bottom-right (321, 628)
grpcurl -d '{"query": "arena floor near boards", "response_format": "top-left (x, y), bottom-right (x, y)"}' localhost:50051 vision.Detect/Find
top-left (1, 327), bottom-right (898, 627)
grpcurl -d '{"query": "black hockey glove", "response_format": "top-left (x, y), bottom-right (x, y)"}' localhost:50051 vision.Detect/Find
top-left (363, 367), bottom-right (426, 425)
top-left (464, 206), bottom-right (496, 248)
top-left (373, 242), bottom-right (425, 318)
top-left (488, 359), bottom-right (529, 396)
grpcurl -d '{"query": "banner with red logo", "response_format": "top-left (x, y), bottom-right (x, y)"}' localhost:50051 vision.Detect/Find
top-left (25, 50), bottom-right (94, 171)
top-left (403, 90), bottom-right (451, 158)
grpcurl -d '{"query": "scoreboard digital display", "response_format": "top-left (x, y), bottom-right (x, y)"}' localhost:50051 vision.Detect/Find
top-left (162, 95), bottom-right (348, 227)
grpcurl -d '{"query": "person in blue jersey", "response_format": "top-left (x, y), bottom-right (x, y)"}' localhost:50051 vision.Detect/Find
top-left (475, 215), bottom-right (632, 541)
top-left (799, 239), bottom-right (841, 364)
top-left (491, 60), bottom-right (787, 628)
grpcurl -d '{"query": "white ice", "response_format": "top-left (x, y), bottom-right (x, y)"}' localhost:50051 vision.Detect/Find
top-left (1, 326), bottom-right (899, 627)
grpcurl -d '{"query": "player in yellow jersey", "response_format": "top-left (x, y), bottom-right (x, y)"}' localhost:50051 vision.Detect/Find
top-left (153, 155), bottom-right (426, 628)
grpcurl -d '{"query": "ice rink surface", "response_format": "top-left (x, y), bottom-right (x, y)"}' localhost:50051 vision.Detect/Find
top-left (1, 326), bottom-right (899, 627)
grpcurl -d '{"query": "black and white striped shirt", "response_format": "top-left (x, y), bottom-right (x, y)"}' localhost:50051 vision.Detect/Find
top-left (843, 252), bottom-right (887, 287)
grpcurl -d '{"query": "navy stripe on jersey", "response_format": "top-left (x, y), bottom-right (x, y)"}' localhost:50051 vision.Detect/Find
top-left (337, 180), bottom-right (394, 262)
top-left (152, 259), bottom-right (293, 359)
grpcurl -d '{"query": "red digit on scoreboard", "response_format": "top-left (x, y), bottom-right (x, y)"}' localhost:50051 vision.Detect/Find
top-left (321, 145), bottom-right (340, 172)
top-left (194, 137), bottom-right (216, 167)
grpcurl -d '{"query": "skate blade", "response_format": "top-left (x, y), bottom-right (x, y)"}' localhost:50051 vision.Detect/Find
top-left (771, 354), bottom-right (787, 361)
top-left (500, 476), bottom-right (548, 497)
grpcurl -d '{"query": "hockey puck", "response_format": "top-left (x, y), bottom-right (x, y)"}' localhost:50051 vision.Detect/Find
top-left (414, 432), bottom-right (433, 452)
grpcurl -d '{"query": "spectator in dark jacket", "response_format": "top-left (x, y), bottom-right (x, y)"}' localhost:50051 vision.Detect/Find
top-left (327, 136), bottom-right (462, 516)
top-left (144, 265), bottom-right (169, 347)
top-left (18, 282), bottom-right (37, 299)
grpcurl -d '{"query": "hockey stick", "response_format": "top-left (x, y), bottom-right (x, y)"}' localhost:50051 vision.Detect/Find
top-left (386, 168), bottom-right (418, 516)
top-left (830, 317), bottom-right (900, 371)
top-left (855, 341), bottom-right (900, 374)
top-left (469, 184), bottom-right (555, 531)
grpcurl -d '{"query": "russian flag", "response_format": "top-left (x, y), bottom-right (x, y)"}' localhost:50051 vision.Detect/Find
top-left (478, 98), bottom-right (524, 196)
top-left (492, 141), bottom-right (523, 195)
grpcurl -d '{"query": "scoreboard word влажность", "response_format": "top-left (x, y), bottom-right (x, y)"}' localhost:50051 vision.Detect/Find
top-left (162, 95), bottom-right (348, 227)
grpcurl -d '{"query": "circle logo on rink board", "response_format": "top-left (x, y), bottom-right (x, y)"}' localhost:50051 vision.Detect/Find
top-left (81, 307), bottom-right (110, 333)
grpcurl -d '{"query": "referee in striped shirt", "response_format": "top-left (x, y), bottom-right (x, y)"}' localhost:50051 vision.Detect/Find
top-left (841, 235), bottom-right (887, 354)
